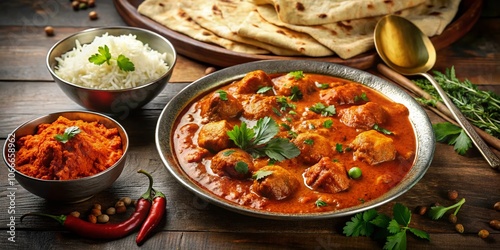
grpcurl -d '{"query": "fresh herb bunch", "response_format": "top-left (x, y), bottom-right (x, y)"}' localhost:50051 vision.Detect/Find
top-left (227, 117), bottom-right (300, 161)
top-left (54, 126), bottom-right (81, 143)
top-left (343, 203), bottom-right (430, 250)
top-left (89, 45), bottom-right (135, 72)
top-left (433, 122), bottom-right (472, 155)
top-left (413, 67), bottom-right (500, 139)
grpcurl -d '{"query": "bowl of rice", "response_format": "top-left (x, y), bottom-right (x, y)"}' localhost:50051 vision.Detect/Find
top-left (47, 26), bottom-right (177, 114)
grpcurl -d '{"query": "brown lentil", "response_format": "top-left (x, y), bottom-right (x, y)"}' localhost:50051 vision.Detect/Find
top-left (88, 214), bottom-right (97, 224)
top-left (416, 206), bottom-right (427, 216)
top-left (205, 67), bottom-right (217, 75)
top-left (455, 224), bottom-right (464, 233)
top-left (97, 214), bottom-right (109, 224)
top-left (69, 211), bottom-right (80, 218)
top-left (44, 26), bottom-right (54, 36)
top-left (115, 200), bottom-right (125, 208)
top-left (106, 207), bottom-right (116, 215)
top-left (120, 197), bottom-right (132, 206)
top-left (490, 220), bottom-right (500, 230)
top-left (447, 190), bottom-right (458, 200)
top-left (478, 229), bottom-right (489, 239)
top-left (448, 213), bottom-right (457, 224)
top-left (494, 201), bottom-right (500, 211)
top-left (89, 11), bottom-right (98, 20)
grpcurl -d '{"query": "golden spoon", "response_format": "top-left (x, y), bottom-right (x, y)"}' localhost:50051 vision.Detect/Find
top-left (374, 14), bottom-right (499, 169)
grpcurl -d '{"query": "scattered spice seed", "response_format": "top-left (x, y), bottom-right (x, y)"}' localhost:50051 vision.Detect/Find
top-left (116, 205), bottom-right (127, 214)
top-left (490, 220), bottom-right (500, 230)
top-left (88, 214), bottom-right (97, 224)
top-left (97, 214), bottom-right (109, 224)
top-left (69, 211), bottom-right (80, 218)
top-left (88, 0), bottom-right (96, 8)
top-left (448, 213), bottom-right (457, 224)
top-left (44, 26), bottom-right (54, 36)
top-left (106, 207), bottom-right (116, 215)
top-left (89, 11), bottom-right (98, 20)
top-left (121, 197), bottom-right (132, 206)
top-left (416, 206), bottom-right (427, 216)
top-left (72, 1), bottom-right (80, 11)
top-left (91, 208), bottom-right (102, 217)
top-left (93, 204), bottom-right (102, 210)
top-left (455, 223), bottom-right (464, 233)
top-left (205, 67), bottom-right (217, 75)
top-left (447, 190), bottom-right (458, 200)
top-left (478, 229), bottom-right (489, 239)
top-left (79, 2), bottom-right (88, 10)
top-left (494, 201), bottom-right (500, 211)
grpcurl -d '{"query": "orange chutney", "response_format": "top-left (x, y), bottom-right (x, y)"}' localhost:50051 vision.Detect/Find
top-left (15, 116), bottom-right (123, 180)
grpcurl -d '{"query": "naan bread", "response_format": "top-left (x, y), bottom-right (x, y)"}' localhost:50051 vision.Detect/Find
top-left (251, 0), bottom-right (426, 25)
top-left (179, 0), bottom-right (302, 56)
top-left (138, 0), bottom-right (269, 54)
top-left (256, 0), bottom-right (461, 59)
top-left (238, 10), bottom-right (334, 57)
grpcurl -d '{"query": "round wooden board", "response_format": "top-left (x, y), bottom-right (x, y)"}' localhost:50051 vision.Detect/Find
top-left (114, 0), bottom-right (483, 69)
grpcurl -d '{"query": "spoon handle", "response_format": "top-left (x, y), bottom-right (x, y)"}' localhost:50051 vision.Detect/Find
top-left (421, 73), bottom-right (499, 169)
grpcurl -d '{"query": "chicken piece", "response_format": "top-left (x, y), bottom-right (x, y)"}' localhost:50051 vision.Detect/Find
top-left (252, 165), bottom-right (299, 200)
top-left (272, 73), bottom-right (315, 98)
top-left (233, 70), bottom-right (274, 94)
top-left (198, 120), bottom-right (233, 152)
top-left (292, 132), bottom-right (334, 165)
top-left (338, 102), bottom-right (388, 130)
top-left (242, 95), bottom-right (279, 120)
top-left (211, 148), bottom-right (254, 179)
top-left (349, 130), bottom-right (396, 165)
top-left (304, 157), bottom-right (350, 193)
top-left (319, 82), bottom-right (365, 105)
top-left (199, 91), bottom-right (243, 122)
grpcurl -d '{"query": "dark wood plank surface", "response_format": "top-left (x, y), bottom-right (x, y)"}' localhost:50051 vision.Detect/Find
top-left (1, 1), bottom-right (499, 249)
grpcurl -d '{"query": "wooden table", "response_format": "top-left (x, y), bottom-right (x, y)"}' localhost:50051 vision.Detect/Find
top-left (1, 1), bottom-right (499, 249)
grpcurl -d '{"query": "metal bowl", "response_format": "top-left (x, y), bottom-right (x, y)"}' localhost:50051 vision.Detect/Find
top-left (156, 60), bottom-right (435, 220)
top-left (47, 26), bottom-right (177, 114)
top-left (2, 111), bottom-right (129, 203)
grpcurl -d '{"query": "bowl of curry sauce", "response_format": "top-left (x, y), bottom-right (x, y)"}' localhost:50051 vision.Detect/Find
top-left (3, 111), bottom-right (129, 203)
top-left (156, 60), bottom-right (435, 219)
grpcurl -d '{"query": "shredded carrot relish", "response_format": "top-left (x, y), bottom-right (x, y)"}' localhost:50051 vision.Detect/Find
top-left (15, 116), bottom-right (123, 180)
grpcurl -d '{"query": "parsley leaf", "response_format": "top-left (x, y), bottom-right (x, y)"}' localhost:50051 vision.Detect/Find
top-left (315, 199), bottom-right (327, 207)
top-left (373, 124), bottom-right (393, 135)
top-left (309, 103), bottom-right (336, 116)
top-left (227, 117), bottom-right (300, 161)
top-left (252, 170), bottom-right (273, 180)
top-left (216, 90), bottom-right (228, 101)
top-left (288, 70), bottom-right (304, 80)
top-left (433, 122), bottom-right (472, 155)
top-left (88, 45), bottom-right (135, 72)
top-left (344, 203), bottom-right (430, 250)
top-left (323, 119), bottom-right (333, 128)
top-left (257, 86), bottom-right (273, 94)
top-left (290, 86), bottom-right (303, 101)
top-left (54, 126), bottom-right (81, 143)
top-left (428, 198), bottom-right (465, 220)
top-left (234, 161), bottom-right (249, 174)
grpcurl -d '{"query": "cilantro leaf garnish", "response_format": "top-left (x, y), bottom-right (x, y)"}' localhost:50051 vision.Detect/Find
top-left (276, 96), bottom-right (296, 112)
top-left (252, 170), bottom-right (273, 180)
top-left (227, 117), bottom-right (300, 161)
top-left (234, 161), bottom-right (249, 174)
top-left (88, 45), bottom-right (135, 72)
top-left (315, 199), bottom-right (327, 207)
top-left (288, 70), bottom-right (304, 80)
top-left (323, 119), bottom-right (333, 128)
top-left (315, 81), bottom-right (330, 89)
top-left (428, 198), bottom-right (465, 220)
top-left (216, 90), bottom-right (228, 101)
top-left (373, 124), bottom-right (393, 135)
top-left (354, 92), bottom-right (369, 102)
top-left (54, 126), bottom-right (81, 143)
top-left (290, 86), bottom-right (303, 101)
top-left (309, 103), bottom-right (336, 116)
top-left (343, 203), bottom-right (430, 250)
top-left (433, 122), bottom-right (472, 155)
top-left (257, 86), bottom-right (273, 94)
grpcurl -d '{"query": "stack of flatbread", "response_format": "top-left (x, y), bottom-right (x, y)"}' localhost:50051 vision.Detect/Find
top-left (138, 0), bottom-right (461, 59)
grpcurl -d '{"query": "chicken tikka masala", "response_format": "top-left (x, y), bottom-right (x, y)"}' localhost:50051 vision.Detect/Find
top-left (173, 70), bottom-right (416, 213)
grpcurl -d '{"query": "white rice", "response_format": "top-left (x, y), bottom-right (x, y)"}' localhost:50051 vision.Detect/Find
top-left (55, 33), bottom-right (169, 90)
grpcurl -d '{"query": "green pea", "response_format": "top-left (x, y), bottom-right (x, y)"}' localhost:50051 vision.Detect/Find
top-left (348, 167), bottom-right (362, 179)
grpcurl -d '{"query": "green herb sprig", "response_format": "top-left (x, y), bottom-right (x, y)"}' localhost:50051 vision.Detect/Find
top-left (427, 198), bottom-right (465, 220)
top-left (343, 203), bottom-right (430, 250)
top-left (227, 117), bottom-right (300, 161)
top-left (433, 122), bottom-right (472, 155)
top-left (54, 126), bottom-right (81, 143)
top-left (414, 67), bottom-right (500, 138)
top-left (89, 45), bottom-right (135, 72)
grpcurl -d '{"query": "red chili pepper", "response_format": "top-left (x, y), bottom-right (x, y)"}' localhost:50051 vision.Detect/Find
top-left (136, 189), bottom-right (166, 245)
top-left (20, 170), bottom-right (155, 240)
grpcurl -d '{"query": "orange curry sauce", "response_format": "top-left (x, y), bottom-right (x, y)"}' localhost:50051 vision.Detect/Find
top-left (173, 70), bottom-right (416, 213)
